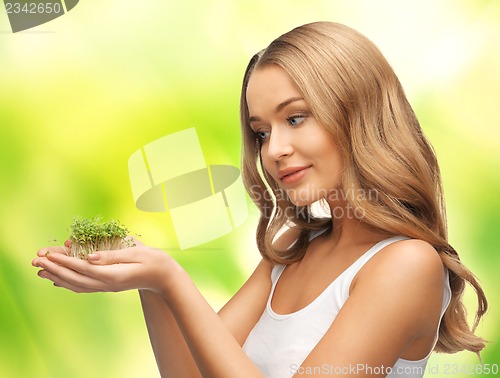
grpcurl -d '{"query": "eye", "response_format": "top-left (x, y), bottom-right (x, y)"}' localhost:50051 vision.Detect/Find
top-left (287, 115), bottom-right (307, 126)
top-left (255, 130), bottom-right (270, 142)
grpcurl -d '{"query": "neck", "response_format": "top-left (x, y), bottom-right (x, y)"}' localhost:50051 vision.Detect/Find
top-left (326, 198), bottom-right (388, 249)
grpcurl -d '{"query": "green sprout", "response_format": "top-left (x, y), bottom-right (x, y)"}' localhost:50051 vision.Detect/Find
top-left (68, 216), bottom-right (135, 260)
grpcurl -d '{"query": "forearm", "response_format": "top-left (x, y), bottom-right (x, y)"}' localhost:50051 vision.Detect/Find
top-left (139, 290), bottom-right (202, 378)
top-left (33, 243), bottom-right (266, 377)
top-left (161, 264), bottom-right (264, 378)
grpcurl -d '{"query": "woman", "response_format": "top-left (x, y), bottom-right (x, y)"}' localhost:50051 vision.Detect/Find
top-left (33, 22), bottom-right (487, 377)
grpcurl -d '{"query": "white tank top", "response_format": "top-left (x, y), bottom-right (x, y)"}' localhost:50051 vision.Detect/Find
top-left (242, 236), bottom-right (452, 378)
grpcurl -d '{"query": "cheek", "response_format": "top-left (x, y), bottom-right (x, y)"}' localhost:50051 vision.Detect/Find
top-left (318, 143), bottom-right (343, 181)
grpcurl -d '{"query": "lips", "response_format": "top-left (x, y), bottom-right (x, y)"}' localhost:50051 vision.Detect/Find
top-left (278, 165), bottom-right (312, 184)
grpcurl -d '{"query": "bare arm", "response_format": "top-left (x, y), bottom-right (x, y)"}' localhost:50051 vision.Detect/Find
top-left (33, 247), bottom-right (272, 377)
top-left (159, 261), bottom-right (267, 377)
top-left (139, 258), bottom-right (272, 377)
top-left (139, 290), bottom-right (202, 378)
top-left (293, 239), bottom-right (446, 377)
top-left (218, 258), bottom-right (273, 345)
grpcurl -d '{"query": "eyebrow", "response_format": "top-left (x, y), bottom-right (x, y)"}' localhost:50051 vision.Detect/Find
top-left (248, 97), bottom-right (305, 123)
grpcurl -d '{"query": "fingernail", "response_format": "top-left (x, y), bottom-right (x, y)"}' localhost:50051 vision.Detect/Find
top-left (45, 251), bottom-right (51, 256)
top-left (46, 254), bottom-right (55, 261)
top-left (88, 253), bottom-right (100, 261)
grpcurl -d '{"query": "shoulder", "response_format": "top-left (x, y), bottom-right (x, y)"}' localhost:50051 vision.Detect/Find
top-left (354, 238), bottom-right (444, 289)
top-left (300, 240), bottom-right (446, 368)
top-left (352, 238), bottom-right (445, 322)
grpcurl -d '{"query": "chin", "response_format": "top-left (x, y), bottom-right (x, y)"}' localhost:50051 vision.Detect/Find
top-left (285, 191), bottom-right (319, 207)
top-left (281, 183), bottom-right (321, 204)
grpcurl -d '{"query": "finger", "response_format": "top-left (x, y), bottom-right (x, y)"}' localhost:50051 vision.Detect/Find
top-left (37, 245), bottom-right (69, 257)
top-left (37, 257), bottom-right (104, 290)
top-left (45, 251), bottom-right (135, 289)
top-left (33, 254), bottom-right (64, 267)
top-left (87, 246), bottom-right (144, 265)
top-left (45, 252), bottom-right (94, 276)
top-left (32, 256), bottom-right (49, 267)
top-left (40, 256), bottom-right (135, 292)
top-left (64, 239), bottom-right (72, 248)
top-left (37, 269), bottom-right (101, 294)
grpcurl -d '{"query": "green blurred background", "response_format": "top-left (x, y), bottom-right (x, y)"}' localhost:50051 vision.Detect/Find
top-left (0, 0), bottom-right (498, 377)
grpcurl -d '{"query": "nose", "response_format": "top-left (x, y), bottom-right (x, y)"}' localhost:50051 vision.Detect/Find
top-left (266, 126), bottom-right (294, 161)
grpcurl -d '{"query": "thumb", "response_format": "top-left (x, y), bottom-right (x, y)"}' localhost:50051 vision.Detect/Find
top-left (87, 247), bottom-right (142, 265)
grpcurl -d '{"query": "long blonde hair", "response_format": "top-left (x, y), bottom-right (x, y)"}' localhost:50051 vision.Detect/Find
top-left (240, 22), bottom-right (487, 355)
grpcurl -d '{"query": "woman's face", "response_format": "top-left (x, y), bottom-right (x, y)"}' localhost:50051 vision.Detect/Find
top-left (246, 64), bottom-right (343, 207)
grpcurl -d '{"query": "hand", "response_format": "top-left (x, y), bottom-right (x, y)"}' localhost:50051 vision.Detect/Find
top-left (32, 240), bottom-right (178, 295)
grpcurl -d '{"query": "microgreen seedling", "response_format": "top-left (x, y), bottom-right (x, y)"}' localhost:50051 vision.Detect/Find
top-left (68, 216), bottom-right (135, 259)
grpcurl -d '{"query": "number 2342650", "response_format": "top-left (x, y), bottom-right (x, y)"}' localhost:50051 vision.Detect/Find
top-left (5, 2), bottom-right (63, 15)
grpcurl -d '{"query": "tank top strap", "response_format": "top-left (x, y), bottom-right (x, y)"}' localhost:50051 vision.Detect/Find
top-left (346, 236), bottom-right (410, 279)
top-left (271, 264), bottom-right (286, 284)
top-left (271, 236), bottom-right (408, 286)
